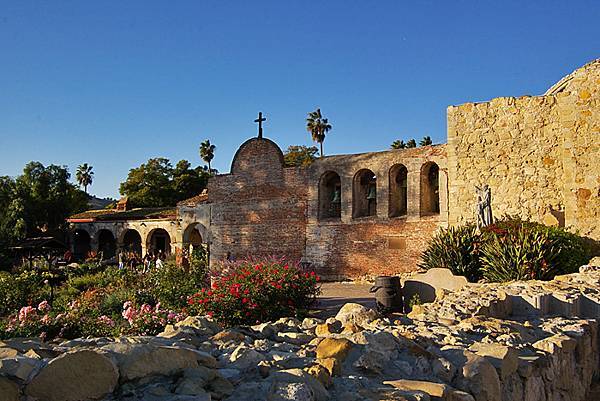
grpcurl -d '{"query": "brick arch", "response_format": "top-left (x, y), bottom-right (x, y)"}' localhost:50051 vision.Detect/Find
top-left (420, 161), bottom-right (440, 216)
top-left (389, 164), bottom-right (408, 218)
top-left (319, 171), bottom-right (342, 220)
top-left (353, 169), bottom-right (377, 218)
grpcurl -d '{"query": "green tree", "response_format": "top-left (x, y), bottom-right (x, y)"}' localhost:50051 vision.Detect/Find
top-left (119, 158), bottom-right (209, 208)
top-left (406, 139), bottom-right (417, 148)
top-left (419, 136), bottom-right (433, 146)
top-left (199, 140), bottom-right (216, 174)
top-left (391, 140), bottom-right (407, 149)
top-left (75, 163), bottom-right (94, 193)
top-left (0, 163), bottom-right (88, 265)
top-left (306, 108), bottom-right (332, 157)
top-left (283, 145), bottom-right (319, 167)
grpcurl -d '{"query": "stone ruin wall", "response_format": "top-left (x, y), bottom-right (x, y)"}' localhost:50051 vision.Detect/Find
top-left (305, 146), bottom-right (448, 279)
top-left (208, 138), bottom-right (308, 267)
top-left (447, 60), bottom-right (600, 241)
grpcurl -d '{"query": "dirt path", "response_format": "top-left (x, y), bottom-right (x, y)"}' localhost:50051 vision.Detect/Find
top-left (311, 281), bottom-right (374, 318)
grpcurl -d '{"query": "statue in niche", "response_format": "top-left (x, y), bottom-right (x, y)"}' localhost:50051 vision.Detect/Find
top-left (475, 184), bottom-right (493, 228)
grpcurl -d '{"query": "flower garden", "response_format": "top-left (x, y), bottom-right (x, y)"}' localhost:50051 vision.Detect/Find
top-left (0, 254), bottom-right (321, 341)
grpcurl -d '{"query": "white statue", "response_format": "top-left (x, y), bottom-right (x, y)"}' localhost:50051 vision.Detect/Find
top-left (475, 184), bottom-right (493, 228)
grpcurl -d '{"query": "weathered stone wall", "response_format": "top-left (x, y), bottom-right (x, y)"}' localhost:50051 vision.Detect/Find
top-left (447, 59), bottom-right (600, 241)
top-left (306, 146), bottom-right (448, 278)
top-left (207, 138), bottom-right (448, 278)
top-left (208, 138), bottom-right (309, 267)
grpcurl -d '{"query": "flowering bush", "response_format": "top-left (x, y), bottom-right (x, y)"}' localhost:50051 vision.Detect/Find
top-left (188, 258), bottom-right (321, 327)
top-left (121, 301), bottom-right (183, 335)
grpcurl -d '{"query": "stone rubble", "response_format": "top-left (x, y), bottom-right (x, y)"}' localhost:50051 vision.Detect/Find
top-left (1, 268), bottom-right (600, 401)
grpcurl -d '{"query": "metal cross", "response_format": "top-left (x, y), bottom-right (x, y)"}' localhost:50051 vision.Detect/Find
top-left (254, 111), bottom-right (266, 139)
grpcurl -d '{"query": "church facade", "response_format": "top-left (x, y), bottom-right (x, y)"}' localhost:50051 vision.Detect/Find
top-left (67, 59), bottom-right (599, 278)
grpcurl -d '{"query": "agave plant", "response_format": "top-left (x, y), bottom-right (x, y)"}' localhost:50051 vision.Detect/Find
top-left (418, 224), bottom-right (482, 282)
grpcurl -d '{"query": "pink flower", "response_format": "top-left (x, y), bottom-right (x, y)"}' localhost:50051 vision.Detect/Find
top-left (18, 306), bottom-right (36, 323)
top-left (98, 315), bottom-right (115, 327)
top-left (123, 301), bottom-right (132, 310)
top-left (41, 314), bottom-right (51, 324)
top-left (167, 312), bottom-right (176, 320)
top-left (37, 300), bottom-right (51, 312)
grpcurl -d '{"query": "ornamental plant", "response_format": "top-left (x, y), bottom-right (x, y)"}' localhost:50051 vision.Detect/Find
top-left (420, 217), bottom-right (592, 283)
top-left (188, 257), bottom-right (321, 327)
top-left (121, 301), bottom-right (183, 335)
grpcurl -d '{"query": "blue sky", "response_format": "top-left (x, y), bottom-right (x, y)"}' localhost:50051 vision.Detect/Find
top-left (1, 1), bottom-right (598, 198)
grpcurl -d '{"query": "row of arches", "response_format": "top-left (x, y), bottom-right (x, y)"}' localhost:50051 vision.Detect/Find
top-left (318, 162), bottom-right (440, 220)
top-left (71, 227), bottom-right (175, 261)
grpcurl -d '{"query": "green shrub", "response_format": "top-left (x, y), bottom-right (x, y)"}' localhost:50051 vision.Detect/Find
top-left (188, 258), bottom-right (320, 327)
top-left (0, 270), bottom-right (46, 315)
top-left (144, 260), bottom-right (208, 310)
top-left (480, 225), bottom-right (560, 282)
top-left (418, 224), bottom-right (482, 282)
top-left (420, 217), bottom-right (592, 283)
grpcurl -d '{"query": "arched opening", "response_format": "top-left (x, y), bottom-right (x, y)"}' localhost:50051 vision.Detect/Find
top-left (389, 164), bottom-right (408, 217)
top-left (420, 162), bottom-right (440, 215)
top-left (353, 169), bottom-right (377, 218)
top-left (72, 229), bottom-right (91, 261)
top-left (97, 229), bottom-right (116, 259)
top-left (147, 228), bottom-right (171, 256)
top-left (318, 171), bottom-right (342, 219)
top-left (122, 229), bottom-right (142, 255)
top-left (182, 223), bottom-right (208, 268)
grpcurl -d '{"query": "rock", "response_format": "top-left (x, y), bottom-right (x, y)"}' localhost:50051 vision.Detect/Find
top-left (269, 382), bottom-right (316, 401)
top-left (269, 369), bottom-right (329, 401)
top-left (315, 322), bottom-right (341, 337)
top-left (219, 367), bottom-right (243, 382)
top-left (317, 358), bottom-right (341, 376)
top-left (334, 303), bottom-right (377, 327)
top-left (105, 343), bottom-right (213, 381)
top-left (227, 381), bottom-right (271, 401)
top-left (306, 364), bottom-right (332, 388)
top-left (25, 350), bottom-right (118, 401)
top-left (0, 347), bottom-right (18, 359)
top-left (0, 376), bottom-right (19, 401)
top-left (384, 379), bottom-right (451, 398)
top-left (532, 334), bottom-right (577, 354)
top-left (177, 315), bottom-right (222, 334)
top-left (449, 390), bottom-right (476, 401)
top-left (432, 357), bottom-right (457, 382)
top-left (212, 329), bottom-right (246, 343)
top-left (175, 376), bottom-right (210, 397)
top-left (207, 376), bottom-right (234, 398)
top-left (0, 355), bottom-right (43, 381)
top-left (341, 323), bottom-right (362, 334)
top-left (252, 323), bottom-right (277, 338)
top-left (468, 343), bottom-right (518, 379)
top-left (460, 352), bottom-right (501, 401)
top-left (278, 332), bottom-right (313, 345)
top-left (315, 338), bottom-right (352, 362)
top-left (301, 318), bottom-right (323, 331)
top-left (229, 345), bottom-right (266, 371)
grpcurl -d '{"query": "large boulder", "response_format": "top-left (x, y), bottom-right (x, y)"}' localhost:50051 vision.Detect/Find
top-left (0, 376), bottom-right (19, 401)
top-left (25, 350), bottom-right (119, 401)
top-left (460, 352), bottom-right (501, 401)
top-left (103, 343), bottom-right (215, 381)
top-left (229, 345), bottom-right (266, 371)
top-left (334, 303), bottom-right (377, 327)
top-left (316, 338), bottom-right (352, 363)
top-left (269, 369), bottom-right (329, 401)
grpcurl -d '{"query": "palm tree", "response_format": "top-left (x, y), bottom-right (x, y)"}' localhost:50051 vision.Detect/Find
top-left (420, 136), bottom-right (433, 146)
top-left (76, 163), bottom-right (94, 193)
top-left (306, 108), bottom-right (332, 157)
top-left (199, 140), bottom-right (216, 174)
top-left (406, 139), bottom-right (417, 148)
top-left (391, 140), bottom-right (407, 149)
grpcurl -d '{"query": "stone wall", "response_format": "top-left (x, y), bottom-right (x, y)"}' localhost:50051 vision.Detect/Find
top-left (207, 138), bottom-right (448, 278)
top-left (305, 146), bottom-right (448, 278)
top-left (447, 59), bottom-right (600, 241)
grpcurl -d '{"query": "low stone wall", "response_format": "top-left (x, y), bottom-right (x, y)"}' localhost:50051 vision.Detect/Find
top-left (1, 269), bottom-right (599, 401)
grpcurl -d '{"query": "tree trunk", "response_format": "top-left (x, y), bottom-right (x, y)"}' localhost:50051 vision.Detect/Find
top-left (320, 141), bottom-right (324, 158)
top-left (208, 161), bottom-right (212, 175)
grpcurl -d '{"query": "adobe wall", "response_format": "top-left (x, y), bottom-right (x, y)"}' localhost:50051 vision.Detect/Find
top-left (207, 137), bottom-right (309, 267)
top-left (305, 145), bottom-right (448, 279)
top-left (447, 59), bottom-right (600, 241)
